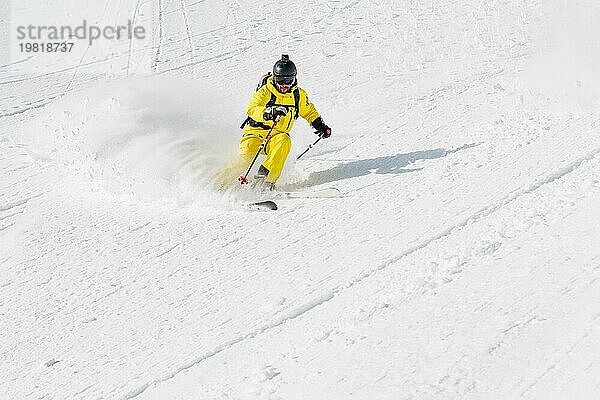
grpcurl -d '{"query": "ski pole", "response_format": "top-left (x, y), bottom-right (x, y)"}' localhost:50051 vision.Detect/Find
top-left (238, 116), bottom-right (280, 185)
top-left (296, 134), bottom-right (322, 160)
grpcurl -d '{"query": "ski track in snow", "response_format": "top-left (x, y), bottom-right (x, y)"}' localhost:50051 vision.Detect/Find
top-left (126, 0), bottom-right (144, 75)
top-left (151, 0), bottom-right (165, 73)
top-left (179, 0), bottom-right (196, 73)
top-left (520, 314), bottom-right (600, 397)
top-left (63, 0), bottom-right (113, 94)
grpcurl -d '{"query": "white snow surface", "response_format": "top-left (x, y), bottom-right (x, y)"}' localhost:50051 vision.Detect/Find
top-left (2, 0), bottom-right (600, 399)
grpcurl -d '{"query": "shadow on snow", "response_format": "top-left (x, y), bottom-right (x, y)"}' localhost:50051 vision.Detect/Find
top-left (293, 142), bottom-right (479, 188)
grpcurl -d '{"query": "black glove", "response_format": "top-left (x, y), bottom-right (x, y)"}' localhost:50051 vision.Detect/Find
top-left (311, 117), bottom-right (331, 138)
top-left (263, 105), bottom-right (288, 121)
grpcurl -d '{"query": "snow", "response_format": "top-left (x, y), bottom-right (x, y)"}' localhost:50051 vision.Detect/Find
top-left (2, 0), bottom-right (600, 399)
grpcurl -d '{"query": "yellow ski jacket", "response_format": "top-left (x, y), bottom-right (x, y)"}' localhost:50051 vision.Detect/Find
top-left (244, 77), bottom-right (320, 135)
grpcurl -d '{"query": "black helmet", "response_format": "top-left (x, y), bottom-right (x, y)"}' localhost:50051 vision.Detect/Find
top-left (273, 54), bottom-right (297, 85)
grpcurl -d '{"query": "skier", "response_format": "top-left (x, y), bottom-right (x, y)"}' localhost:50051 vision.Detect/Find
top-left (216, 54), bottom-right (331, 191)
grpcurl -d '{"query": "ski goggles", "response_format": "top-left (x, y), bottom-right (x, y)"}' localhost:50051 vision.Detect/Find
top-left (274, 76), bottom-right (295, 85)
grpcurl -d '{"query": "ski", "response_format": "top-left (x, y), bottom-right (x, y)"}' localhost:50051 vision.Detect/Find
top-left (245, 200), bottom-right (278, 211)
top-left (274, 187), bottom-right (341, 199)
top-left (240, 188), bottom-right (339, 211)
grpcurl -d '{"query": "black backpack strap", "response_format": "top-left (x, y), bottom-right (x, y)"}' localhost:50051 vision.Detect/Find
top-left (240, 116), bottom-right (250, 129)
top-left (266, 92), bottom-right (276, 108)
top-left (256, 72), bottom-right (272, 90)
top-left (293, 88), bottom-right (300, 119)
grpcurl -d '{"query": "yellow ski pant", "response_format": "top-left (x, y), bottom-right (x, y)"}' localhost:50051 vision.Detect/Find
top-left (239, 131), bottom-right (291, 183)
top-left (212, 131), bottom-right (291, 189)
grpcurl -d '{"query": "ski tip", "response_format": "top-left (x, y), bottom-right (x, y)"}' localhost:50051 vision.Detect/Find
top-left (246, 200), bottom-right (278, 211)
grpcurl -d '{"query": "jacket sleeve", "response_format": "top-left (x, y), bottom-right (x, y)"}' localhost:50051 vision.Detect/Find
top-left (246, 86), bottom-right (272, 124)
top-left (298, 88), bottom-right (320, 125)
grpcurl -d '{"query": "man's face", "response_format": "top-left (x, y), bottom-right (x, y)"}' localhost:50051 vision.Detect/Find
top-left (275, 76), bottom-right (294, 93)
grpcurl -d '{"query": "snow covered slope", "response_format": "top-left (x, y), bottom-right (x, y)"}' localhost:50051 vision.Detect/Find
top-left (2, 0), bottom-right (600, 399)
